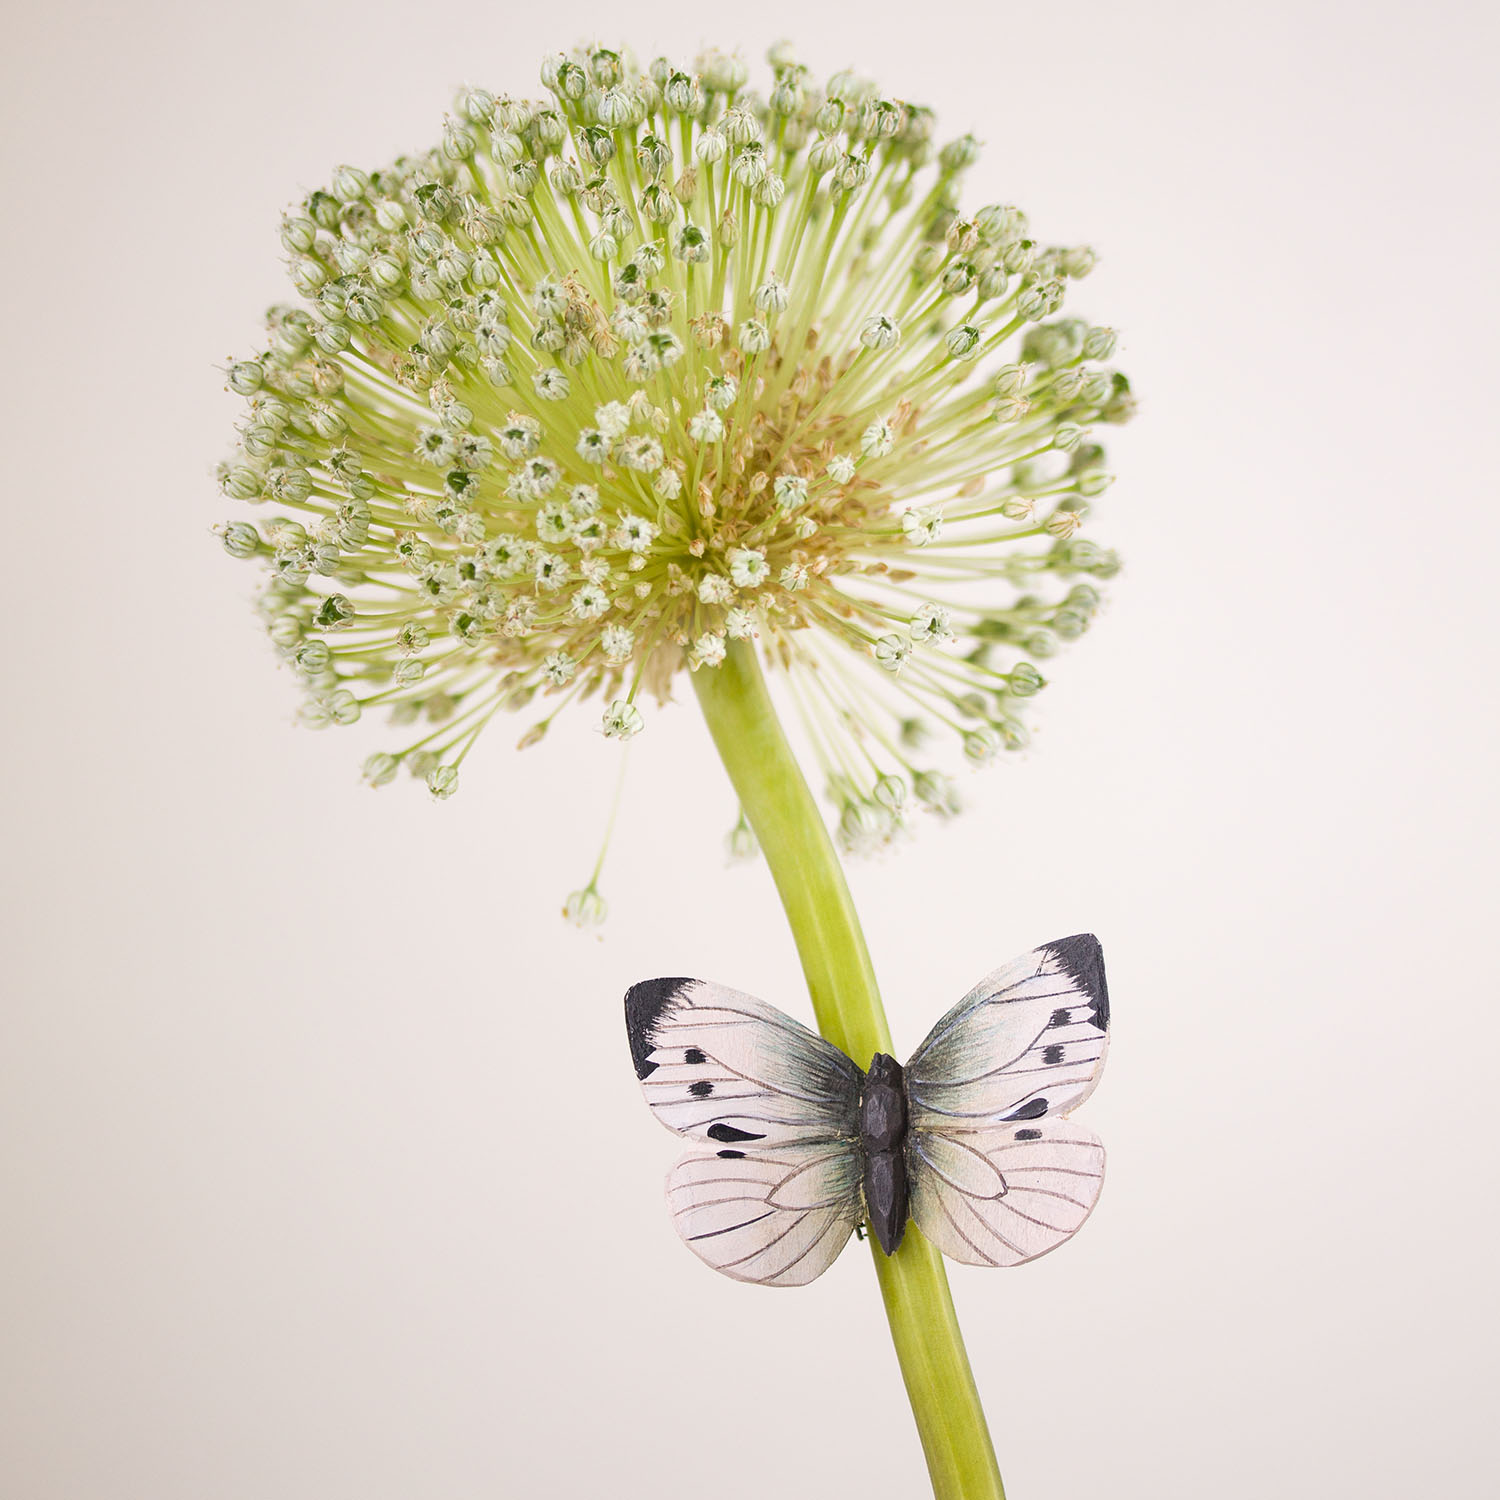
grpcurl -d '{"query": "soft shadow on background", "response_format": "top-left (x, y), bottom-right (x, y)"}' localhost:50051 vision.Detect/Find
top-left (2, 2), bottom-right (1496, 1496)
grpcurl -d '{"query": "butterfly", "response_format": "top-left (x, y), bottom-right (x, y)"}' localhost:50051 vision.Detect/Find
top-left (624, 934), bottom-right (1109, 1287)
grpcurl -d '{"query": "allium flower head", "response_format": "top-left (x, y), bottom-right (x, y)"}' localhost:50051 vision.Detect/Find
top-left (216, 43), bottom-right (1133, 836)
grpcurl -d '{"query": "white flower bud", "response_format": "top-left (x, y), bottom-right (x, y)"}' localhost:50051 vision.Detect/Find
top-left (602, 700), bottom-right (644, 739)
top-left (939, 134), bottom-right (981, 171)
top-left (902, 506), bottom-right (944, 545)
top-left (214, 521), bottom-right (260, 563)
top-left (725, 818), bottom-right (758, 861)
top-left (738, 319), bottom-right (771, 354)
top-left (673, 222), bottom-right (710, 262)
top-left (533, 367), bottom-right (570, 401)
top-left (994, 363), bottom-right (1031, 397)
top-left (600, 624), bottom-right (635, 664)
top-left (315, 594), bottom-right (355, 630)
top-left (598, 87), bottom-right (633, 127)
top-left (1007, 663), bottom-right (1046, 698)
top-left (807, 135), bottom-right (842, 174)
top-left (220, 464), bottom-right (262, 500)
top-left (1083, 326), bottom-right (1118, 360)
top-left (362, 752), bottom-right (399, 787)
top-left (1061, 246), bottom-right (1096, 278)
top-left (963, 727), bottom-right (1002, 765)
top-left (945, 324), bottom-right (981, 359)
top-left (227, 360), bottom-right (263, 395)
top-left (691, 632), bottom-right (727, 669)
top-left (728, 548), bottom-right (769, 588)
top-left (861, 418), bottom-right (895, 457)
top-left (909, 602), bottom-right (953, 643)
top-left (426, 765), bottom-right (459, 799)
top-left (689, 407), bottom-right (724, 443)
top-left (279, 215), bottom-right (317, 253)
top-left (942, 259), bottom-right (975, 295)
top-left (753, 172), bottom-right (786, 209)
top-left (914, 770), bottom-right (961, 816)
top-left (758, 476), bottom-right (804, 517)
top-left (753, 274), bottom-right (789, 314)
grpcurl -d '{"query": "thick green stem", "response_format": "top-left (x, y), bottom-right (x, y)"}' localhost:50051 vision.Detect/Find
top-left (692, 640), bottom-right (1006, 1500)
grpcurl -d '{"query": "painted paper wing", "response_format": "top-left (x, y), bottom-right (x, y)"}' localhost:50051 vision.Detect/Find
top-left (904, 935), bottom-right (1110, 1266)
top-left (626, 977), bottom-right (864, 1285)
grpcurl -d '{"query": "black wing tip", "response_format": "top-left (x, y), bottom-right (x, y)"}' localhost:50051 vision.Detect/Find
top-left (624, 977), bottom-right (695, 1079)
top-left (1042, 934), bottom-right (1109, 1031)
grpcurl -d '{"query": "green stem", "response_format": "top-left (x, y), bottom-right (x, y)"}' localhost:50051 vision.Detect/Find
top-left (692, 639), bottom-right (1006, 1500)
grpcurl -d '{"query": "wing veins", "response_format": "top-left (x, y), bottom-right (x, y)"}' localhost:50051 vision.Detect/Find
top-left (765, 1210), bottom-right (853, 1284)
top-left (911, 1017), bottom-right (1102, 1089)
top-left (913, 976), bottom-right (1078, 1057)
top-left (930, 1188), bottom-right (1005, 1265)
top-left (911, 1134), bottom-right (1005, 1197)
top-left (686, 1209), bottom-right (777, 1242)
top-left (719, 1208), bottom-right (815, 1271)
top-left (1002, 1164), bottom-right (1103, 1180)
top-left (990, 1199), bottom-right (1083, 1231)
top-left (644, 1057), bottom-right (847, 1109)
top-left (984, 1133), bottom-right (1099, 1153)
top-left (1003, 1184), bottom-right (1096, 1210)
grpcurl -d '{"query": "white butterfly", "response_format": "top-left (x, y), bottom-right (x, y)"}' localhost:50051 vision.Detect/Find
top-left (625, 935), bottom-right (1109, 1286)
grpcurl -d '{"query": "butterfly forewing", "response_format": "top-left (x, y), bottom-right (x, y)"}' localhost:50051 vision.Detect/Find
top-left (908, 1119), bottom-right (1106, 1266)
top-left (905, 934), bottom-right (1109, 1127)
top-left (626, 977), bottom-right (861, 1146)
top-left (666, 1141), bottom-right (864, 1286)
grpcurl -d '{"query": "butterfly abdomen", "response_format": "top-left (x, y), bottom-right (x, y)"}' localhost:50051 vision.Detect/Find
top-left (860, 1053), bottom-right (909, 1255)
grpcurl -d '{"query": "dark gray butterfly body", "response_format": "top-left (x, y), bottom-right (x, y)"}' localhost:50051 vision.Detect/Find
top-left (859, 1053), bottom-right (910, 1255)
top-left (626, 935), bottom-right (1109, 1286)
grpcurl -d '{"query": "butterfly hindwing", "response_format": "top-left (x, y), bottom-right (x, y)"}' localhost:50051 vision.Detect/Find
top-left (626, 977), bottom-right (861, 1146)
top-left (905, 934), bottom-right (1109, 1127)
top-left (908, 1118), bottom-right (1106, 1266)
top-left (666, 1140), bottom-right (864, 1286)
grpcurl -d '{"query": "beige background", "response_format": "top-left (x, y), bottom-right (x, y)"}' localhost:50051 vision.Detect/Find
top-left (3, 1), bottom-right (1497, 1495)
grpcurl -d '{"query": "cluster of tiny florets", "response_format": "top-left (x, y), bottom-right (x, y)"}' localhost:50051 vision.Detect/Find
top-left (216, 41), bottom-right (1133, 856)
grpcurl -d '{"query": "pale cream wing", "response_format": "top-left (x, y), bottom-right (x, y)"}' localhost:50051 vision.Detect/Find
top-left (908, 1118), bottom-right (1105, 1267)
top-left (626, 977), bottom-right (861, 1147)
top-left (665, 1140), bottom-right (865, 1287)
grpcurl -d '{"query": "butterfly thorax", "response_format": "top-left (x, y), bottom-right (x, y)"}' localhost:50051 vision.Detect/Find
top-left (859, 1052), bottom-right (910, 1255)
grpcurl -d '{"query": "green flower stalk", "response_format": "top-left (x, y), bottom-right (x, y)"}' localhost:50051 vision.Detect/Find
top-left (213, 42), bottom-right (1132, 1499)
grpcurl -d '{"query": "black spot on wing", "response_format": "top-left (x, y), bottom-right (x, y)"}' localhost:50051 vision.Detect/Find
top-left (684, 1047), bottom-right (707, 1065)
top-left (708, 1123), bottom-right (766, 1143)
top-left (1015, 1128), bottom-right (1042, 1141)
top-left (716, 1149), bottom-right (747, 1159)
top-left (1003, 1098), bottom-right (1049, 1121)
top-left (624, 977), bottom-right (695, 1080)
top-left (1042, 1044), bottom-right (1065, 1065)
top-left (1042, 933), bottom-right (1109, 1032)
top-left (689, 1080), bottom-right (714, 1099)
